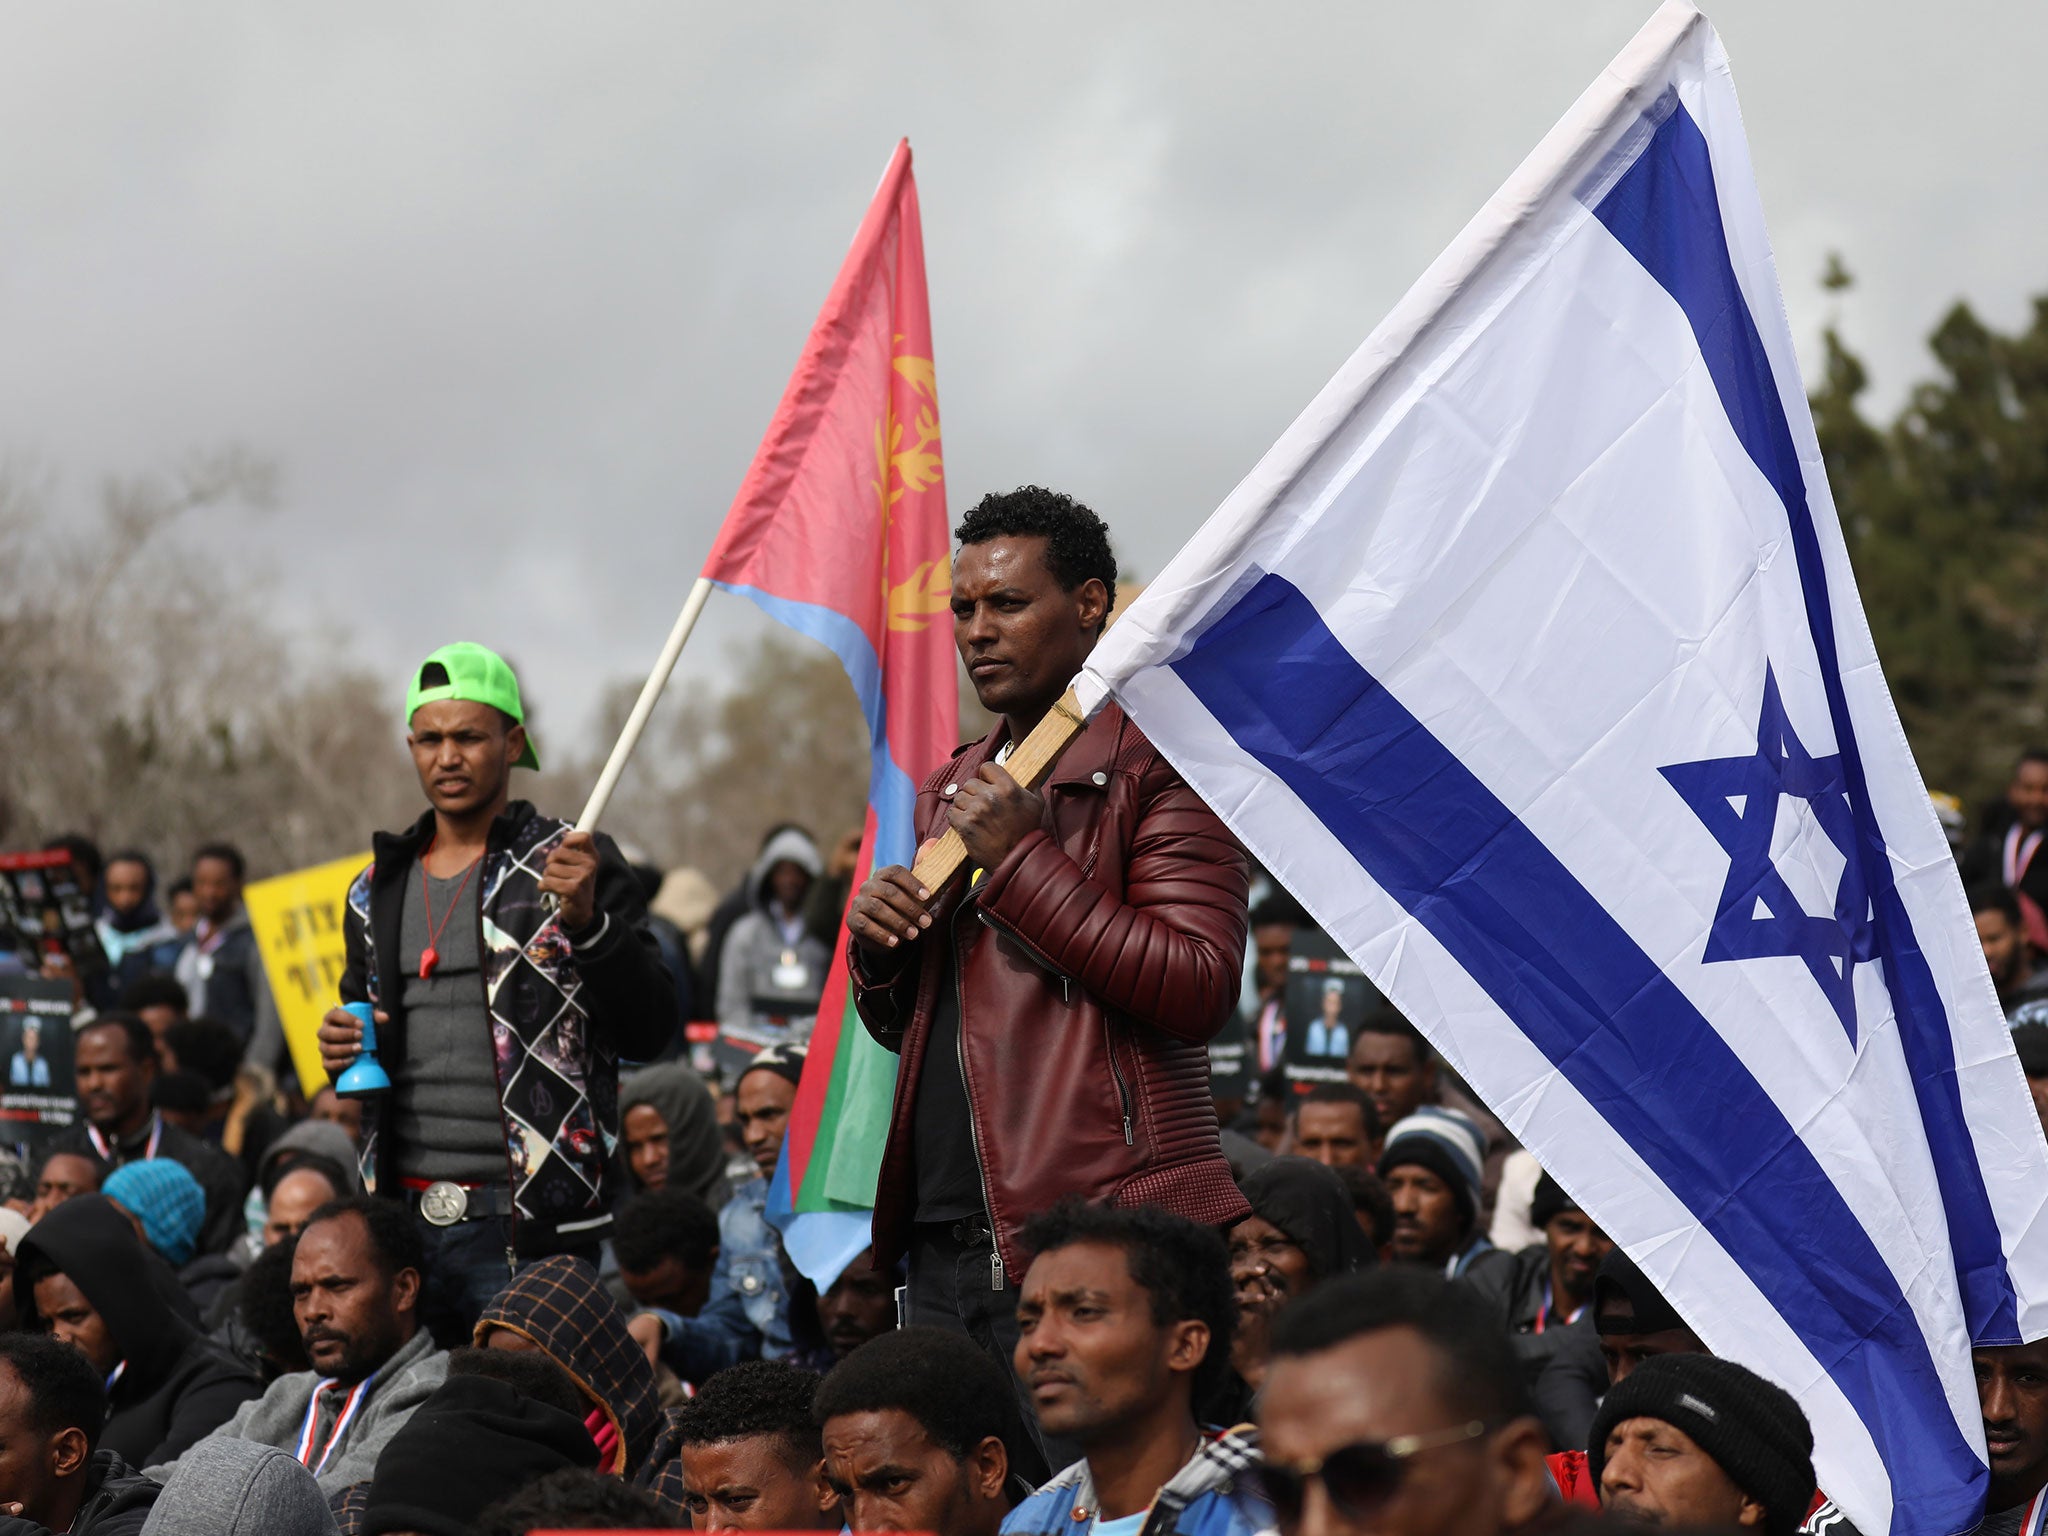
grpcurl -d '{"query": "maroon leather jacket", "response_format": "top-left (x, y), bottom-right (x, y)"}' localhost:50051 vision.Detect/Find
top-left (850, 702), bottom-right (1252, 1280)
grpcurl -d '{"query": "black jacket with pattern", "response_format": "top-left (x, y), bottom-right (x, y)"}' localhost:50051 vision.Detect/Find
top-left (340, 800), bottom-right (675, 1255)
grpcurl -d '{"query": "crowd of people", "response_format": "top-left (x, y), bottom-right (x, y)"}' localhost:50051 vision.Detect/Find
top-left (0, 486), bottom-right (2041, 1536)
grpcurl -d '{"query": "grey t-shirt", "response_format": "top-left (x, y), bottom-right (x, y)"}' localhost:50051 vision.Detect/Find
top-left (392, 859), bottom-right (506, 1183)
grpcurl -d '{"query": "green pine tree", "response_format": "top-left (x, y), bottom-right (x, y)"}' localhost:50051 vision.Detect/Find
top-left (1814, 259), bottom-right (2048, 821)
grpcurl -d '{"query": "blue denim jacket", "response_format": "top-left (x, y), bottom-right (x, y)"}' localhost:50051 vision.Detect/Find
top-left (1002, 1427), bottom-right (1272, 1536)
top-left (649, 1176), bottom-right (792, 1381)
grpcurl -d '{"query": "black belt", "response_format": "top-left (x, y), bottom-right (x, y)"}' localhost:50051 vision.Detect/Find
top-left (911, 1213), bottom-right (992, 1244)
top-left (945, 1214), bottom-right (993, 1245)
top-left (403, 1180), bottom-right (515, 1226)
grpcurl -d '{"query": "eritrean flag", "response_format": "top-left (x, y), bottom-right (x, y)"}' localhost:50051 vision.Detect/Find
top-left (700, 140), bottom-right (956, 1286)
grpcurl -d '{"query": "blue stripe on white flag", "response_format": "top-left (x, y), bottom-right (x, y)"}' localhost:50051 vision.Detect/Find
top-left (1586, 97), bottom-right (2018, 1346)
top-left (1171, 571), bottom-right (1984, 1532)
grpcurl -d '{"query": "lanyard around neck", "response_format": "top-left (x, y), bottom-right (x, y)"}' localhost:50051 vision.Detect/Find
top-left (1533, 1279), bottom-right (1585, 1334)
top-left (2007, 825), bottom-right (2044, 887)
top-left (295, 1372), bottom-right (379, 1475)
top-left (87, 1113), bottom-right (160, 1164)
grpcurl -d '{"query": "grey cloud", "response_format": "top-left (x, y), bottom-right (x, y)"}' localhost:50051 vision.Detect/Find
top-left (0, 1), bottom-right (2039, 752)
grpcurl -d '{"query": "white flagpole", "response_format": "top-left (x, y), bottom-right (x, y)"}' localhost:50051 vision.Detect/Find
top-left (573, 575), bottom-right (715, 832)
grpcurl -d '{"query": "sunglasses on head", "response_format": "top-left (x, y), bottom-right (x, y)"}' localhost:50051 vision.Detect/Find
top-left (1263, 1421), bottom-right (1487, 1526)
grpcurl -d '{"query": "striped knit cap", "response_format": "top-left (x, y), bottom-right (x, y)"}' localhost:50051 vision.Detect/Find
top-left (1375, 1106), bottom-right (1486, 1228)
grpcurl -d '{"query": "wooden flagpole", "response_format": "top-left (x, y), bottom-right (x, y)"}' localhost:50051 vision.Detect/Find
top-left (907, 686), bottom-right (1090, 899)
top-left (573, 576), bottom-right (716, 833)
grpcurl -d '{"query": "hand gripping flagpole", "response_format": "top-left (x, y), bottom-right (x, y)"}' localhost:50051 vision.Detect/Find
top-left (574, 575), bottom-right (716, 834)
top-left (907, 686), bottom-right (1090, 901)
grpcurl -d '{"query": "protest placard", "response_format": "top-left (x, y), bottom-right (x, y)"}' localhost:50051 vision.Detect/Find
top-left (0, 975), bottom-right (79, 1155)
top-left (0, 850), bottom-right (107, 983)
top-left (1281, 927), bottom-right (1394, 1087)
top-left (244, 852), bottom-right (369, 1098)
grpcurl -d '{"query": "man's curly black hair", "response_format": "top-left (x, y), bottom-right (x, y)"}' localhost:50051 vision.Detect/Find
top-left (473, 1467), bottom-right (671, 1536)
top-left (675, 1359), bottom-right (823, 1467)
top-left (0, 1334), bottom-right (109, 1454)
top-left (955, 485), bottom-right (1117, 627)
top-left (1018, 1198), bottom-right (1236, 1406)
top-left (114, 972), bottom-right (188, 1017)
top-left (237, 1235), bottom-right (312, 1376)
top-left (812, 1325), bottom-right (1018, 1462)
top-left (614, 1188), bottom-right (721, 1273)
top-left (1271, 1266), bottom-right (1533, 1429)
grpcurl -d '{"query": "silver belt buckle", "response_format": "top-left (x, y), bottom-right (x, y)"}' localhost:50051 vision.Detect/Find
top-left (418, 1181), bottom-right (469, 1226)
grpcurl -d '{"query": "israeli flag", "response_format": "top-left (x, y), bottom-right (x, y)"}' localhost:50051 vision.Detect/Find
top-left (1075, 6), bottom-right (2048, 1533)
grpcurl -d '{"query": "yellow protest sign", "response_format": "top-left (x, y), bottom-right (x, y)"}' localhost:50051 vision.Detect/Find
top-left (245, 852), bottom-right (370, 1098)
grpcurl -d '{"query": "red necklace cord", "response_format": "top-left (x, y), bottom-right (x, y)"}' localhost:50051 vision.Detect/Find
top-left (418, 839), bottom-right (482, 979)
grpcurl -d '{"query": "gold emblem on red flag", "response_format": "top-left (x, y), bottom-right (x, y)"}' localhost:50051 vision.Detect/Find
top-left (878, 345), bottom-right (948, 631)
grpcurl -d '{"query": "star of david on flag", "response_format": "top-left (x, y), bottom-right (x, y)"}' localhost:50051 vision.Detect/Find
top-left (1661, 666), bottom-right (1877, 1042)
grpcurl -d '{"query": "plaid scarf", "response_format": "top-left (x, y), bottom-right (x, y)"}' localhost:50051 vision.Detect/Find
top-left (473, 1254), bottom-right (660, 1475)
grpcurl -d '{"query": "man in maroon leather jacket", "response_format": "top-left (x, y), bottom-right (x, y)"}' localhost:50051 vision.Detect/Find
top-left (846, 486), bottom-right (1250, 1472)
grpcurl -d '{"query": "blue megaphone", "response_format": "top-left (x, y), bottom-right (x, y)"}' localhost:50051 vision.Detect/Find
top-left (335, 1001), bottom-right (392, 1098)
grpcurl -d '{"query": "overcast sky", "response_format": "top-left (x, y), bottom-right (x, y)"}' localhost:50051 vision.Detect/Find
top-left (1, 2), bottom-right (2041, 758)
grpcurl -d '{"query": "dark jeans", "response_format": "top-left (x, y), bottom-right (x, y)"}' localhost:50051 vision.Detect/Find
top-left (412, 1213), bottom-right (599, 1348)
top-left (906, 1220), bottom-right (1076, 1488)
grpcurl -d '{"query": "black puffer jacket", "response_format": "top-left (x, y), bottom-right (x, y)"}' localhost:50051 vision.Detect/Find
top-left (17, 1196), bottom-right (260, 1466)
top-left (0, 1450), bottom-right (159, 1536)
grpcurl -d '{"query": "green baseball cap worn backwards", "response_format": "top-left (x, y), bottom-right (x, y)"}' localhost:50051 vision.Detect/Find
top-left (406, 642), bottom-right (540, 770)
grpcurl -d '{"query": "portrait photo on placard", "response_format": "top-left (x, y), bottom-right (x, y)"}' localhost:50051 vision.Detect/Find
top-left (1281, 928), bottom-right (1388, 1085)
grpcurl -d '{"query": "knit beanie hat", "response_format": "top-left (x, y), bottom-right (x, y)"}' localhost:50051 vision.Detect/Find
top-left (1587, 1353), bottom-right (1815, 1536)
top-left (1376, 1107), bottom-right (1486, 1229)
top-left (738, 1042), bottom-right (807, 1092)
top-left (103, 1159), bottom-right (207, 1267)
top-left (361, 1374), bottom-right (599, 1536)
top-left (1530, 1171), bottom-right (1578, 1231)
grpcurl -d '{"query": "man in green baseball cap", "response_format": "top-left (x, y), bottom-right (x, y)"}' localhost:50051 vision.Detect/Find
top-left (315, 642), bottom-right (677, 1342)
top-left (403, 641), bottom-right (542, 771)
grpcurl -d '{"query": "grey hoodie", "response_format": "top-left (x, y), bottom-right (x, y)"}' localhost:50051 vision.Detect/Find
top-left (255, 1120), bottom-right (363, 1197)
top-left (141, 1440), bottom-right (338, 1535)
top-left (714, 826), bottom-right (829, 1034)
top-left (148, 1325), bottom-right (447, 1495)
top-left (619, 1061), bottom-right (729, 1208)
